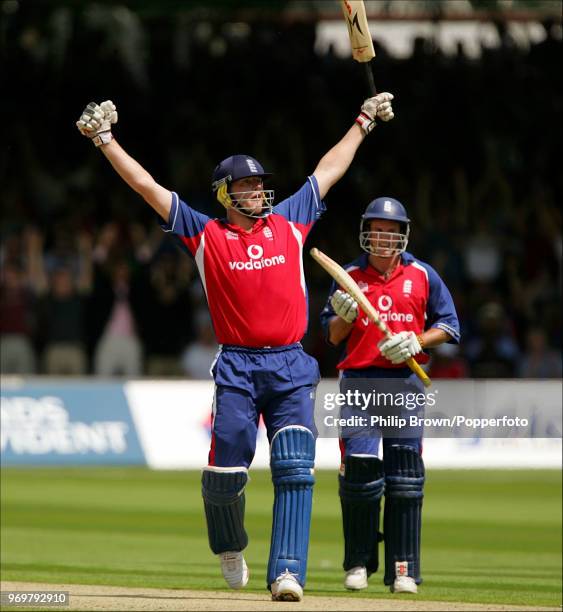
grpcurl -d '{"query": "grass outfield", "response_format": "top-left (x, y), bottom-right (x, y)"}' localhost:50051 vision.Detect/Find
top-left (1, 468), bottom-right (561, 607)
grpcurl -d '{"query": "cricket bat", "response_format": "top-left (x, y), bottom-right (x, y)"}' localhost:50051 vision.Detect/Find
top-left (340, 0), bottom-right (378, 95)
top-left (311, 247), bottom-right (432, 388)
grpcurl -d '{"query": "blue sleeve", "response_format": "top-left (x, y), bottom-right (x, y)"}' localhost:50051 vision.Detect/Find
top-left (273, 176), bottom-right (326, 232)
top-left (423, 263), bottom-right (461, 343)
top-left (160, 192), bottom-right (211, 238)
top-left (159, 192), bottom-right (212, 256)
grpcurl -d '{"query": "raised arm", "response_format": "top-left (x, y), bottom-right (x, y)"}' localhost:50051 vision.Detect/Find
top-left (76, 101), bottom-right (172, 222)
top-left (313, 93), bottom-right (394, 200)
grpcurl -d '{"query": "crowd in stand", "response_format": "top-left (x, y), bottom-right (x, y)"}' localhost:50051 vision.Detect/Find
top-left (1, 5), bottom-right (561, 378)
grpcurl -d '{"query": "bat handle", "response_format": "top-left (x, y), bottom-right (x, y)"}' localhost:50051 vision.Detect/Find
top-left (406, 357), bottom-right (432, 388)
top-left (376, 322), bottom-right (431, 387)
top-left (364, 62), bottom-right (377, 96)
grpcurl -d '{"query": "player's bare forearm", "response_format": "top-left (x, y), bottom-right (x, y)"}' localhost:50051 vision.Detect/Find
top-left (328, 315), bottom-right (354, 346)
top-left (99, 139), bottom-right (173, 222)
top-left (313, 124), bottom-right (365, 199)
top-left (419, 328), bottom-right (452, 349)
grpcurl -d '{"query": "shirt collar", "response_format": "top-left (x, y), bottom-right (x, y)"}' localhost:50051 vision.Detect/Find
top-left (220, 217), bottom-right (267, 234)
top-left (360, 252), bottom-right (413, 281)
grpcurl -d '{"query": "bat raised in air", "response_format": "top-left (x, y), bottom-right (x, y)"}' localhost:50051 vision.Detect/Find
top-left (311, 247), bottom-right (432, 388)
top-left (340, 0), bottom-right (378, 95)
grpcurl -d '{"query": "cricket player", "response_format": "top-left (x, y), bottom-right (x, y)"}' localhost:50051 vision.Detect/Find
top-left (76, 93), bottom-right (394, 601)
top-left (320, 197), bottom-right (460, 594)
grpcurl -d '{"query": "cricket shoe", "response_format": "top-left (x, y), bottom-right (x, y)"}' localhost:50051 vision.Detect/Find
top-left (270, 569), bottom-right (303, 602)
top-left (391, 575), bottom-right (418, 594)
top-left (219, 551), bottom-right (249, 589)
top-left (344, 566), bottom-right (368, 590)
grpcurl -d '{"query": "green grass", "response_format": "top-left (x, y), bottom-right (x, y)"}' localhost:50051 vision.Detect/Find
top-left (1, 468), bottom-right (561, 607)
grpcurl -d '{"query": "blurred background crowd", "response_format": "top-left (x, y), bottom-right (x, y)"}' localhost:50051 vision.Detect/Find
top-left (1, 1), bottom-right (561, 379)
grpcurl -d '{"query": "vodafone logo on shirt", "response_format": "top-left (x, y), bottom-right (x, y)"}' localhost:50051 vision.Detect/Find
top-left (377, 295), bottom-right (393, 311)
top-left (374, 294), bottom-right (414, 323)
top-left (228, 244), bottom-right (286, 271)
top-left (248, 245), bottom-right (263, 259)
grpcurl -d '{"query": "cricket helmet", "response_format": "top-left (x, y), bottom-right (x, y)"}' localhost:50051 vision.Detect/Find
top-left (211, 154), bottom-right (274, 218)
top-left (360, 197), bottom-right (410, 256)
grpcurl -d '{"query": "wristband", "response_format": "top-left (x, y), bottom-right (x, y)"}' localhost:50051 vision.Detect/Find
top-left (92, 131), bottom-right (113, 147)
top-left (355, 112), bottom-right (376, 135)
top-left (416, 334), bottom-right (425, 349)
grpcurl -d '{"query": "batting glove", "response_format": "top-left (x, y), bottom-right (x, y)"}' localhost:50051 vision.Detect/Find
top-left (76, 100), bottom-right (118, 147)
top-left (331, 290), bottom-right (359, 324)
top-left (378, 331), bottom-right (422, 364)
top-left (356, 92), bottom-right (394, 135)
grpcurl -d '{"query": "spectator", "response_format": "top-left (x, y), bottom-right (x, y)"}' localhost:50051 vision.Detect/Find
top-left (32, 231), bottom-right (93, 375)
top-left (462, 218), bottom-right (503, 285)
top-left (0, 263), bottom-right (36, 374)
top-left (38, 267), bottom-right (89, 374)
top-left (519, 327), bottom-right (562, 379)
top-left (465, 302), bottom-right (520, 378)
top-left (181, 308), bottom-right (219, 379)
top-left (428, 342), bottom-right (469, 379)
top-left (139, 252), bottom-right (194, 377)
top-left (89, 258), bottom-right (143, 377)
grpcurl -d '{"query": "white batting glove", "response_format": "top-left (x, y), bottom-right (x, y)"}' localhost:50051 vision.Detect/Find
top-left (76, 100), bottom-right (118, 147)
top-left (331, 290), bottom-right (359, 324)
top-left (356, 92), bottom-right (394, 134)
top-left (378, 331), bottom-right (422, 364)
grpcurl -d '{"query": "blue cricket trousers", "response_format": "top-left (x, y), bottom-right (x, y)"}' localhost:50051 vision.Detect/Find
top-left (209, 343), bottom-right (320, 467)
top-left (339, 367), bottom-right (423, 458)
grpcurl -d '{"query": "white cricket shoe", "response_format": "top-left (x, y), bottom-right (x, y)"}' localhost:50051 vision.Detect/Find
top-left (391, 575), bottom-right (418, 593)
top-left (219, 551), bottom-right (249, 589)
top-left (344, 566), bottom-right (368, 590)
top-left (270, 569), bottom-right (303, 602)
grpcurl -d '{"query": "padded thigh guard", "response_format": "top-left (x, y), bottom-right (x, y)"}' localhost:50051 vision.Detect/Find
top-left (202, 468), bottom-right (248, 554)
top-left (383, 445), bottom-right (425, 585)
top-left (267, 426), bottom-right (315, 587)
top-left (339, 455), bottom-right (385, 574)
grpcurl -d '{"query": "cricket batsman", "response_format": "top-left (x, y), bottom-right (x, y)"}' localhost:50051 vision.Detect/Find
top-left (76, 92), bottom-right (394, 601)
top-left (320, 197), bottom-right (460, 593)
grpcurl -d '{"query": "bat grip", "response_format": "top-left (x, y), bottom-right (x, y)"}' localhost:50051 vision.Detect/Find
top-left (375, 318), bottom-right (431, 387)
top-left (406, 357), bottom-right (432, 388)
top-left (364, 62), bottom-right (377, 95)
